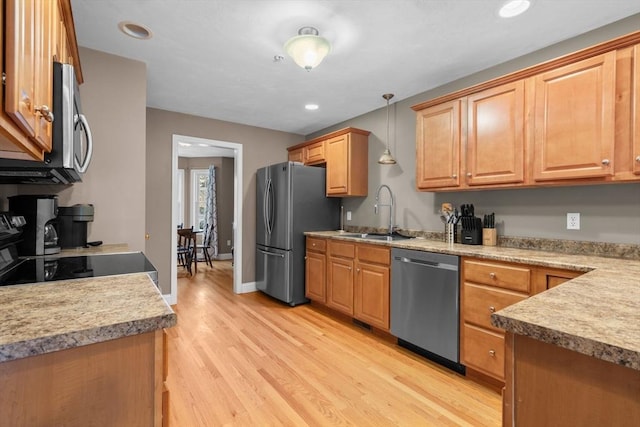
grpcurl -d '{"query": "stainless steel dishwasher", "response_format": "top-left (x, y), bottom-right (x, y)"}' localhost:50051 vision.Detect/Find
top-left (390, 248), bottom-right (463, 373)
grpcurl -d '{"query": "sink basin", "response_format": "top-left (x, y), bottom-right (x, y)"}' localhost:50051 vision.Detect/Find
top-left (337, 232), bottom-right (413, 242)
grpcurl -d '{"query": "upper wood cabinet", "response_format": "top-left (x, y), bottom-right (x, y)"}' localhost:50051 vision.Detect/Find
top-left (412, 30), bottom-right (640, 191)
top-left (416, 99), bottom-right (461, 189)
top-left (467, 81), bottom-right (526, 186)
top-left (0, 0), bottom-right (81, 160)
top-left (532, 52), bottom-right (616, 181)
top-left (287, 127), bottom-right (370, 197)
top-left (634, 44), bottom-right (640, 175)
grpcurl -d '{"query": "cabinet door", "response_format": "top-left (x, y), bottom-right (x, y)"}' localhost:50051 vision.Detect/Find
top-left (33, 0), bottom-right (54, 150)
top-left (533, 52), bottom-right (616, 181)
top-left (326, 256), bottom-right (354, 315)
top-left (634, 45), bottom-right (640, 175)
top-left (305, 251), bottom-right (326, 302)
top-left (326, 134), bottom-right (349, 195)
top-left (5, 0), bottom-right (54, 152)
top-left (416, 99), bottom-right (462, 189)
top-left (288, 147), bottom-right (303, 163)
top-left (467, 81), bottom-right (525, 186)
top-left (354, 262), bottom-right (390, 330)
top-left (304, 140), bottom-right (326, 165)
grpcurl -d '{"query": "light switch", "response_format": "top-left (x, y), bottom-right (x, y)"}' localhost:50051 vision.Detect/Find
top-left (346, 211), bottom-right (352, 221)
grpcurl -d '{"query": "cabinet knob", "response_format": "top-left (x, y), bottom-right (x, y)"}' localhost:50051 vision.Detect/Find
top-left (489, 349), bottom-right (496, 357)
top-left (467, 172), bottom-right (472, 177)
top-left (35, 105), bottom-right (54, 122)
top-left (489, 272), bottom-right (496, 279)
top-left (348, 266), bottom-right (352, 271)
top-left (635, 156), bottom-right (640, 163)
top-left (452, 174), bottom-right (457, 179)
top-left (489, 306), bottom-right (496, 313)
top-left (601, 159), bottom-right (610, 166)
top-left (312, 243), bottom-right (316, 247)
top-left (356, 268), bottom-right (360, 273)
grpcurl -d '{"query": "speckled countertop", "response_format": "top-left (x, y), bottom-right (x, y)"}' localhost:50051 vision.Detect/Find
top-left (0, 273), bottom-right (176, 362)
top-left (307, 231), bottom-right (640, 370)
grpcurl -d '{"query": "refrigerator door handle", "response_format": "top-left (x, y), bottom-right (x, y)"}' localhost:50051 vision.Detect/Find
top-left (263, 178), bottom-right (271, 234)
top-left (257, 248), bottom-right (285, 258)
top-left (267, 178), bottom-right (275, 234)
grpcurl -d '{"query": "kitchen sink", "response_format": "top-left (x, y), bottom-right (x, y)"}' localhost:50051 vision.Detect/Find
top-left (338, 232), bottom-right (414, 242)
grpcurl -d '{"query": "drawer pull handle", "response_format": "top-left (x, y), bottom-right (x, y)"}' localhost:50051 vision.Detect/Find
top-left (601, 159), bottom-right (610, 166)
top-left (489, 306), bottom-right (496, 313)
top-left (489, 272), bottom-right (496, 279)
top-left (489, 350), bottom-right (496, 357)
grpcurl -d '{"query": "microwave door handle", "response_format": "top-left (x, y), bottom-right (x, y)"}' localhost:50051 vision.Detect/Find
top-left (74, 113), bottom-right (93, 173)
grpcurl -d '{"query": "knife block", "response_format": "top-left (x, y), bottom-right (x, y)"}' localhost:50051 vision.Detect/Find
top-left (461, 217), bottom-right (482, 245)
top-left (483, 228), bottom-right (497, 246)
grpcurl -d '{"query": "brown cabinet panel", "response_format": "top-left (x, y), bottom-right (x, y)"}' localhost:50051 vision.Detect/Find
top-left (463, 259), bottom-right (531, 293)
top-left (328, 240), bottom-right (355, 259)
top-left (304, 140), bottom-right (326, 165)
top-left (354, 262), bottom-right (390, 330)
top-left (634, 44), bottom-right (640, 175)
top-left (532, 267), bottom-right (583, 293)
top-left (356, 244), bottom-right (390, 265)
top-left (327, 256), bottom-right (354, 315)
top-left (305, 251), bottom-right (327, 302)
top-left (288, 147), bottom-right (303, 163)
top-left (416, 99), bottom-right (462, 189)
top-left (467, 81), bottom-right (525, 186)
top-left (463, 283), bottom-right (527, 332)
top-left (463, 324), bottom-right (506, 381)
top-left (533, 52), bottom-right (616, 181)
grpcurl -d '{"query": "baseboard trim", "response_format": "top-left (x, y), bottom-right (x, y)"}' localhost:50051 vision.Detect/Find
top-left (215, 253), bottom-right (233, 260)
top-left (241, 281), bottom-right (257, 294)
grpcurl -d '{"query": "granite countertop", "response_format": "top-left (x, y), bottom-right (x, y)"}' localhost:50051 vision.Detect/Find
top-left (306, 230), bottom-right (640, 370)
top-left (0, 273), bottom-right (176, 362)
top-left (58, 243), bottom-right (130, 256)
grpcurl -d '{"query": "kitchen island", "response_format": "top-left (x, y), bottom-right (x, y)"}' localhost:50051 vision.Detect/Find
top-left (0, 272), bottom-right (176, 426)
top-left (307, 231), bottom-right (640, 425)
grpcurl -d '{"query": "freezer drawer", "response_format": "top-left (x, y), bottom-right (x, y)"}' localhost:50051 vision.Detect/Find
top-left (256, 245), bottom-right (292, 304)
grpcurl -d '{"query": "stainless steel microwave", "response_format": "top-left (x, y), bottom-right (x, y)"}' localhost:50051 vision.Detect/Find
top-left (0, 62), bottom-right (93, 184)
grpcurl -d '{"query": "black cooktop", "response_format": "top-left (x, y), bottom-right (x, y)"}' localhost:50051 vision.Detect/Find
top-left (0, 252), bottom-right (157, 286)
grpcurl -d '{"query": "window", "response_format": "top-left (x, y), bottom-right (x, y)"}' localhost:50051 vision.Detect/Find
top-left (191, 169), bottom-right (209, 230)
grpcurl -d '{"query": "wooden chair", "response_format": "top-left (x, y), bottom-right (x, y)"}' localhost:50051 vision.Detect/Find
top-left (195, 223), bottom-right (214, 267)
top-left (177, 227), bottom-right (195, 275)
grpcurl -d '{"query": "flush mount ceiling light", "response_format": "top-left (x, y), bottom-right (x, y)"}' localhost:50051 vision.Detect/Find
top-left (378, 93), bottom-right (397, 165)
top-left (118, 21), bottom-right (152, 40)
top-left (305, 104), bottom-right (319, 111)
top-left (498, 0), bottom-right (531, 18)
top-left (284, 26), bottom-right (331, 71)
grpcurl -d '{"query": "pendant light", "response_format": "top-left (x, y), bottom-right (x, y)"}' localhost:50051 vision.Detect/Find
top-left (378, 93), bottom-right (397, 165)
top-left (284, 27), bottom-right (331, 71)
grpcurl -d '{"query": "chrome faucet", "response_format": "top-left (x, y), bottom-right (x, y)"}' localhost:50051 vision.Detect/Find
top-left (374, 184), bottom-right (395, 235)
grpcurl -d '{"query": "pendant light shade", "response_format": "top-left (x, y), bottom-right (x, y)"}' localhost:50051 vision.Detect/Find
top-left (284, 27), bottom-right (331, 71)
top-left (378, 93), bottom-right (397, 165)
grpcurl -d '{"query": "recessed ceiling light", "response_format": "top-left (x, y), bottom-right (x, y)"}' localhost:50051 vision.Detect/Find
top-left (198, 143), bottom-right (209, 147)
top-left (118, 21), bottom-right (152, 39)
top-left (498, 0), bottom-right (531, 18)
top-left (305, 104), bottom-right (319, 111)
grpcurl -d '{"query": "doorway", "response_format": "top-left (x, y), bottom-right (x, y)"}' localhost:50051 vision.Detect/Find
top-left (170, 134), bottom-right (243, 303)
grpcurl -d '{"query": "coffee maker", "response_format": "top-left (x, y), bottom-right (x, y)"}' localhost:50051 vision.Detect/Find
top-left (57, 204), bottom-right (94, 248)
top-left (8, 195), bottom-right (61, 256)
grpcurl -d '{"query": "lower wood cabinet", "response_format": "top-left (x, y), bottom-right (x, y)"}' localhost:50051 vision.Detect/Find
top-left (461, 257), bottom-right (584, 386)
top-left (307, 237), bottom-right (391, 331)
top-left (0, 329), bottom-right (168, 426)
top-left (305, 237), bottom-right (327, 302)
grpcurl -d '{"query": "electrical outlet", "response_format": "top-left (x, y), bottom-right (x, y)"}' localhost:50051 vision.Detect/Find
top-left (346, 211), bottom-right (352, 221)
top-left (227, 240), bottom-right (231, 246)
top-left (567, 213), bottom-right (580, 230)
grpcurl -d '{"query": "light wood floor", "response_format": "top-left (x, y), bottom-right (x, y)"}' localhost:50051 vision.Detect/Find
top-left (167, 261), bottom-right (502, 426)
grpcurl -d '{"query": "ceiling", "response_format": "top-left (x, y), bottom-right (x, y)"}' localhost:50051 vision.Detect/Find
top-left (71, 0), bottom-right (640, 138)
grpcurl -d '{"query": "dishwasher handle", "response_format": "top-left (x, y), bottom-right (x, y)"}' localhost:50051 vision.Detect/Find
top-left (394, 256), bottom-right (458, 271)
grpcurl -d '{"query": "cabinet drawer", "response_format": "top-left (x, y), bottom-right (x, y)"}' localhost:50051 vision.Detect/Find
top-left (305, 141), bottom-right (326, 164)
top-left (356, 244), bottom-right (390, 265)
top-left (463, 283), bottom-right (527, 331)
top-left (463, 324), bottom-right (505, 381)
top-left (329, 240), bottom-right (355, 258)
top-left (306, 237), bottom-right (327, 253)
top-left (464, 259), bottom-right (531, 293)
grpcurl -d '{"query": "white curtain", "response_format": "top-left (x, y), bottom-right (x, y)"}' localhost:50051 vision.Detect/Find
top-left (204, 165), bottom-right (219, 258)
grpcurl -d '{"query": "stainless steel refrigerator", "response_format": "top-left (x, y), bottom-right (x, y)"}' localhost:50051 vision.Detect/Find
top-left (256, 161), bottom-right (339, 306)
